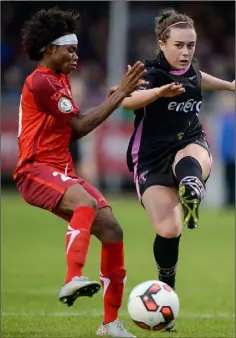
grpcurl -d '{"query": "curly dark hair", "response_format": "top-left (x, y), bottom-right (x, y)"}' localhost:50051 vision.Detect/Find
top-left (22, 6), bottom-right (80, 61)
top-left (155, 8), bottom-right (195, 44)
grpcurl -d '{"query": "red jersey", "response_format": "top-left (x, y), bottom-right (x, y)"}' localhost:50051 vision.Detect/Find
top-left (13, 66), bottom-right (80, 179)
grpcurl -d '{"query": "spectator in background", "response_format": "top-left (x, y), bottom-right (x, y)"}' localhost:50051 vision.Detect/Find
top-left (2, 2), bottom-right (234, 104)
top-left (69, 64), bottom-right (107, 184)
top-left (69, 74), bottom-right (98, 184)
top-left (219, 93), bottom-right (235, 207)
top-left (2, 65), bottom-right (24, 99)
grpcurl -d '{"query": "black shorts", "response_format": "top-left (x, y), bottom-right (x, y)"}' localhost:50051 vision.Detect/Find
top-left (134, 138), bottom-right (212, 202)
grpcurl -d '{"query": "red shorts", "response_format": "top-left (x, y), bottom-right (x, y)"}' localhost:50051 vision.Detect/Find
top-left (15, 164), bottom-right (109, 222)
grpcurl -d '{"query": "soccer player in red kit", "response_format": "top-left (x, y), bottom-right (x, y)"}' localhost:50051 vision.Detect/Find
top-left (13, 7), bottom-right (147, 337)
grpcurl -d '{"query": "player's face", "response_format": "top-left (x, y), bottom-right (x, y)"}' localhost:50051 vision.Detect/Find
top-left (159, 28), bottom-right (197, 70)
top-left (51, 45), bottom-right (78, 74)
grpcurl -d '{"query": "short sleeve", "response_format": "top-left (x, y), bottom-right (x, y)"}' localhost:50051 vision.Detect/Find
top-left (31, 72), bottom-right (80, 123)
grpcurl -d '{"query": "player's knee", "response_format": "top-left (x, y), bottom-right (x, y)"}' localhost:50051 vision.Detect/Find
top-left (157, 226), bottom-right (181, 239)
top-left (103, 220), bottom-right (123, 242)
top-left (71, 195), bottom-right (98, 212)
top-left (110, 222), bottom-right (123, 242)
top-left (93, 219), bottom-right (123, 242)
top-left (82, 196), bottom-right (98, 211)
top-left (91, 207), bottom-right (123, 242)
top-left (154, 220), bottom-right (182, 239)
top-left (59, 184), bottom-right (98, 213)
top-left (73, 195), bottom-right (98, 212)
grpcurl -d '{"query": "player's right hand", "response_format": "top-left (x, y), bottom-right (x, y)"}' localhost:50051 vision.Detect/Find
top-left (118, 61), bottom-right (148, 96)
top-left (230, 80), bottom-right (235, 91)
top-left (159, 83), bottom-right (185, 98)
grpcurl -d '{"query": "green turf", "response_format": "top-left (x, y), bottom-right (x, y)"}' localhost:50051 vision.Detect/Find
top-left (1, 192), bottom-right (235, 337)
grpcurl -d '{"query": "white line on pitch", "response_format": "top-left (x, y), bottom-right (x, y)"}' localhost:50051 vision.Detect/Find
top-left (1, 311), bottom-right (235, 319)
top-left (2, 287), bottom-right (222, 295)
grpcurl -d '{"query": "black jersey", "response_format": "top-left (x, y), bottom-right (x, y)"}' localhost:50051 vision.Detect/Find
top-left (127, 52), bottom-right (205, 175)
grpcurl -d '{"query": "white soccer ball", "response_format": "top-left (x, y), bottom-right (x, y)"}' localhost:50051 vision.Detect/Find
top-left (127, 280), bottom-right (179, 330)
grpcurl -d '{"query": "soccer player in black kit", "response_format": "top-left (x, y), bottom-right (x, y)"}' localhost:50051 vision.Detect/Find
top-left (122, 8), bottom-right (235, 329)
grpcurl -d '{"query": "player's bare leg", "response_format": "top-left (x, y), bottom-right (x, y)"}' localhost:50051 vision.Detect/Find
top-left (140, 186), bottom-right (182, 331)
top-left (58, 184), bottom-right (101, 306)
top-left (91, 207), bottom-right (136, 337)
top-left (142, 186), bottom-right (182, 291)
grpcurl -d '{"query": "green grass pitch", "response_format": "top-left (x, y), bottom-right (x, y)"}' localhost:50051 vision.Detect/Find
top-left (2, 192), bottom-right (235, 337)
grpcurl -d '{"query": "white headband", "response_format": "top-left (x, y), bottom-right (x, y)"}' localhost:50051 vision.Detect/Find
top-left (52, 33), bottom-right (78, 46)
top-left (40, 34), bottom-right (78, 53)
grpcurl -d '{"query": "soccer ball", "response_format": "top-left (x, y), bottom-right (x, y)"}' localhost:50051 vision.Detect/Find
top-left (127, 280), bottom-right (179, 331)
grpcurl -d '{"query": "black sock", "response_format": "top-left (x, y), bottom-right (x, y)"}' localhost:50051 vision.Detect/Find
top-left (175, 156), bottom-right (202, 182)
top-left (175, 156), bottom-right (205, 199)
top-left (153, 234), bottom-right (181, 289)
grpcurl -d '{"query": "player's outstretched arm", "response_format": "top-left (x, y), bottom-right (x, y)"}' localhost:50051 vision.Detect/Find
top-left (68, 61), bottom-right (147, 138)
top-left (200, 72), bottom-right (235, 91)
top-left (121, 83), bottom-right (185, 110)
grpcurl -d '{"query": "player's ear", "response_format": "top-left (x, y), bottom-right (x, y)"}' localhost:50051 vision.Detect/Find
top-left (45, 44), bottom-right (55, 56)
top-left (158, 40), bottom-right (165, 52)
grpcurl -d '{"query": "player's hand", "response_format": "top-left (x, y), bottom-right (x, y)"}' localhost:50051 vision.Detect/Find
top-left (159, 83), bottom-right (185, 98)
top-left (118, 62), bottom-right (148, 97)
top-left (108, 86), bottom-right (118, 97)
top-left (230, 80), bottom-right (235, 91)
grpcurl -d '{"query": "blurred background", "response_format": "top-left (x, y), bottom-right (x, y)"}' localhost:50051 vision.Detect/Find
top-left (1, 1), bottom-right (235, 207)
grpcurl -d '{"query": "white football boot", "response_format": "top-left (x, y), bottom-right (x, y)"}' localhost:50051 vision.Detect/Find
top-left (59, 276), bottom-right (100, 307)
top-left (97, 319), bottom-right (136, 337)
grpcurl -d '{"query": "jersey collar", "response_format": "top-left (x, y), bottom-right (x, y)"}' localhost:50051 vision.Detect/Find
top-left (145, 51), bottom-right (195, 74)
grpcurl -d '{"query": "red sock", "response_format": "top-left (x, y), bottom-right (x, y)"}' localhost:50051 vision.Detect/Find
top-left (100, 242), bottom-right (126, 324)
top-left (65, 206), bottom-right (95, 284)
